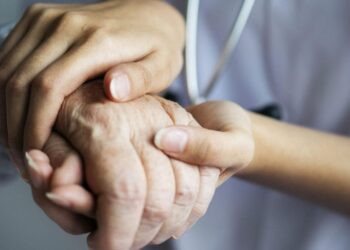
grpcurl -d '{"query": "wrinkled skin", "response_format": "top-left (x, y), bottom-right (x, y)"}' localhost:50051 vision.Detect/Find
top-left (0, 0), bottom-right (185, 171)
top-left (30, 80), bottom-right (219, 250)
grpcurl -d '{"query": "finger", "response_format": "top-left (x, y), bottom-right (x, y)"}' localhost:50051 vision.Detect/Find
top-left (0, 4), bottom-right (46, 149)
top-left (23, 32), bottom-right (151, 152)
top-left (27, 147), bottom-right (96, 234)
top-left (155, 126), bottom-right (254, 169)
top-left (25, 150), bottom-right (52, 190)
top-left (47, 185), bottom-right (95, 219)
top-left (50, 153), bottom-right (83, 188)
top-left (2, 12), bottom-right (54, 84)
top-left (104, 50), bottom-right (183, 102)
top-left (5, 18), bottom-right (77, 163)
top-left (32, 188), bottom-right (95, 235)
top-left (0, 3), bottom-right (79, 59)
top-left (4, 21), bottom-right (50, 163)
top-left (131, 147), bottom-right (175, 250)
top-left (152, 159), bottom-right (200, 245)
top-left (85, 142), bottom-right (146, 250)
top-left (43, 133), bottom-right (83, 188)
top-left (25, 132), bottom-right (83, 189)
top-left (173, 167), bottom-right (219, 238)
top-left (0, 5), bottom-right (37, 60)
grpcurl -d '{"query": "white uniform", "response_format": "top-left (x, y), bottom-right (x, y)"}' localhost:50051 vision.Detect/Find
top-left (168, 1), bottom-right (350, 250)
top-left (1, 0), bottom-right (349, 249)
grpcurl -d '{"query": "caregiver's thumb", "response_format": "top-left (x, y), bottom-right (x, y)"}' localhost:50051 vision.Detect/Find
top-left (154, 125), bottom-right (254, 170)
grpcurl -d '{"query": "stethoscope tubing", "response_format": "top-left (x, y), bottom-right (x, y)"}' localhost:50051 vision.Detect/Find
top-left (185, 0), bottom-right (256, 104)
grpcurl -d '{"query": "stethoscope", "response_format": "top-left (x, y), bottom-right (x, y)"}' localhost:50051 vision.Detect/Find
top-left (185, 0), bottom-right (256, 104)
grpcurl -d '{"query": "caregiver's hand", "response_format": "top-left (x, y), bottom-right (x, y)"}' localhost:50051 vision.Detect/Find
top-left (34, 80), bottom-right (219, 250)
top-left (0, 0), bottom-right (185, 170)
top-left (155, 101), bottom-right (255, 185)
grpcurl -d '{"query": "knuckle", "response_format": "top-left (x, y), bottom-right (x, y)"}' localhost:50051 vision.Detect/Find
top-left (143, 203), bottom-right (170, 224)
top-left (26, 3), bottom-right (46, 15)
top-left (108, 179), bottom-right (146, 205)
top-left (82, 104), bottom-right (105, 118)
top-left (65, 104), bottom-right (117, 142)
top-left (175, 185), bottom-right (197, 206)
top-left (58, 12), bottom-right (85, 28)
top-left (32, 74), bottom-right (57, 95)
top-left (6, 78), bottom-right (25, 96)
top-left (36, 8), bottom-right (57, 21)
top-left (89, 28), bottom-right (114, 48)
top-left (82, 105), bottom-right (114, 134)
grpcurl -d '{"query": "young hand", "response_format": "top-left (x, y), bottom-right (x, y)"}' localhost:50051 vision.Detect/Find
top-left (154, 101), bottom-right (255, 186)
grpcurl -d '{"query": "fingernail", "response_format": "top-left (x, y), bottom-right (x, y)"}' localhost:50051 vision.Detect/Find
top-left (110, 73), bottom-right (130, 101)
top-left (46, 193), bottom-right (70, 208)
top-left (155, 128), bottom-right (188, 153)
top-left (25, 152), bottom-right (41, 189)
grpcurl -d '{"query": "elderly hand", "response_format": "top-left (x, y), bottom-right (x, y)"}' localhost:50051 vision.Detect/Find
top-left (0, 0), bottom-right (185, 172)
top-left (26, 133), bottom-right (95, 235)
top-left (26, 80), bottom-right (219, 250)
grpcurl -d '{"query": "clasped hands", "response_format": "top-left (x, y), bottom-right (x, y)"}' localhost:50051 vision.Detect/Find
top-left (25, 80), bottom-right (254, 250)
top-left (0, 1), bottom-right (254, 249)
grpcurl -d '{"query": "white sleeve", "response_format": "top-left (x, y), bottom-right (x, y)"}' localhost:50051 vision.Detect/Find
top-left (0, 23), bottom-right (17, 182)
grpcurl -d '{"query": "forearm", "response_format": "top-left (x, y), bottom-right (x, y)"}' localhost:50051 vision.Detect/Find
top-left (238, 113), bottom-right (350, 215)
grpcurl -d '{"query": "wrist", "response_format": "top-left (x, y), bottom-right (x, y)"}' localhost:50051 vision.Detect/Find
top-left (235, 112), bottom-right (269, 179)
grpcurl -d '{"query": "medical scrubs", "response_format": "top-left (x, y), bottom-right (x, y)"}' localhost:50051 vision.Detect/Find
top-left (166, 1), bottom-right (350, 250)
top-left (1, 0), bottom-right (350, 249)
